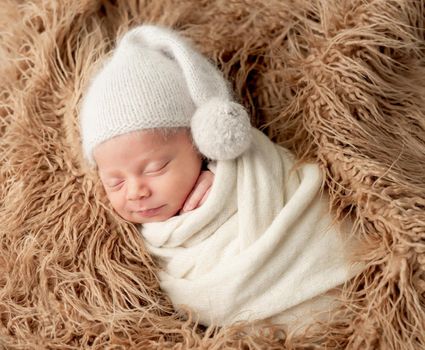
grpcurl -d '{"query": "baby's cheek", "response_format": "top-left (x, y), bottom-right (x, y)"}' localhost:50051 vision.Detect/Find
top-left (160, 175), bottom-right (189, 205)
top-left (106, 191), bottom-right (125, 212)
top-left (179, 173), bottom-right (200, 199)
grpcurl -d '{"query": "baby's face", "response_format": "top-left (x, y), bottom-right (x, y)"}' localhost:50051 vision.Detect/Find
top-left (93, 129), bottom-right (202, 224)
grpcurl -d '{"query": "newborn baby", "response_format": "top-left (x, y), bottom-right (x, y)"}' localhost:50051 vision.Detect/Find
top-left (80, 24), bottom-right (359, 331)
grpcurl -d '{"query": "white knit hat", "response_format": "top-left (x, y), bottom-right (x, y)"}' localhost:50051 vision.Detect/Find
top-left (80, 24), bottom-right (252, 164)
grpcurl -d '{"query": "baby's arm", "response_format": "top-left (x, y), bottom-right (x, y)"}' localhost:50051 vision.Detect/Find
top-left (180, 170), bottom-right (214, 213)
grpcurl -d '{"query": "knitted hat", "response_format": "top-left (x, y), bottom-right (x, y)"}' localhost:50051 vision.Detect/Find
top-left (80, 24), bottom-right (252, 164)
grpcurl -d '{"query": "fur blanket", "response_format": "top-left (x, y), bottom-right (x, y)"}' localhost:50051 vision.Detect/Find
top-left (1, 0), bottom-right (424, 349)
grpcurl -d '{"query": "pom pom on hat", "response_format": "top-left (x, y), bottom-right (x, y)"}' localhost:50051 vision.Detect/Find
top-left (80, 24), bottom-right (252, 163)
top-left (191, 98), bottom-right (252, 160)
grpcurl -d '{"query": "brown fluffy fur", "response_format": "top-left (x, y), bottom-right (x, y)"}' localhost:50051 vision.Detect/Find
top-left (1, 0), bottom-right (424, 348)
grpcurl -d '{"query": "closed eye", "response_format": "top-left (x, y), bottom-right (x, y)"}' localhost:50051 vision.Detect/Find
top-left (144, 160), bottom-right (170, 175)
top-left (105, 180), bottom-right (124, 189)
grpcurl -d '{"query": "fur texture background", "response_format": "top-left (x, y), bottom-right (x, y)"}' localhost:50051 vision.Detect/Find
top-left (1, 0), bottom-right (424, 348)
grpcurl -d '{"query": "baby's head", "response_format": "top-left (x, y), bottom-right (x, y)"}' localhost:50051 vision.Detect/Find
top-left (80, 25), bottom-right (252, 223)
top-left (93, 127), bottom-right (201, 223)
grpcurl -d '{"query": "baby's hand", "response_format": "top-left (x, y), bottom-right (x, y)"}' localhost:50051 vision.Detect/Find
top-left (180, 170), bottom-right (214, 213)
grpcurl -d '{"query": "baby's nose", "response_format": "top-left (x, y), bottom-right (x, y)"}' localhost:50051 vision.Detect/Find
top-left (127, 178), bottom-right (151, 200)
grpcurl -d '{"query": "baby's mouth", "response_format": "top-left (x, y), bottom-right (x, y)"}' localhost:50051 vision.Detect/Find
top-left (133, 205), bottom-right (165, 218)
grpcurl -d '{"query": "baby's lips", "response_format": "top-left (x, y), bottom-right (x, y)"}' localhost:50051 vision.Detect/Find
top-left (134, 205), bottom-right (165, 218)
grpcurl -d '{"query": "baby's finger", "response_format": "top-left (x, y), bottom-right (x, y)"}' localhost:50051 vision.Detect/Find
top-left (182, 189), bottom-right (204, 212)
top-left (182, 181), bottom-right (210, 212)
top-left (199, 187), bottom-right (211, 206)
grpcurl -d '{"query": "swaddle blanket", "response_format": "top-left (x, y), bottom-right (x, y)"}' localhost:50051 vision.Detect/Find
top-left (140, 128), bottom-right (357, 326)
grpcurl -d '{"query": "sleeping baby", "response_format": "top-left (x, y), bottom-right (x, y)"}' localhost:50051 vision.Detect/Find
top-left (80, 25), bottom-right (359, 330)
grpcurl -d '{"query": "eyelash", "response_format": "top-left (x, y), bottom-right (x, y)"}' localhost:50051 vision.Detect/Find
top-left (107, 180), bottom-right (124, 189)
top-left (106, 161), bottom-right (170, 188)
top-left (144, 161), bottom-right (170, 175)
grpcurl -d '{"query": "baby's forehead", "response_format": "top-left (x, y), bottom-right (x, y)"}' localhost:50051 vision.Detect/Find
top-left (144, 127), bottom-right (191, 139)
top-left (94, 127), bottom-right (196, 170)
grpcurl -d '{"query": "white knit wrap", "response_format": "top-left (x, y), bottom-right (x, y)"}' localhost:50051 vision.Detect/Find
top-left (80, 25), bottom-right (251, 163)
top-left (140, 128), bottom-right (360, 328)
